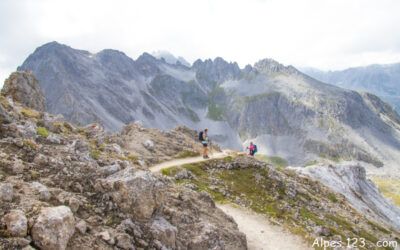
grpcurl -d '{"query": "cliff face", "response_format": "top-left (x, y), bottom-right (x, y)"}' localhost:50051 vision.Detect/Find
top-left (17, 42), bottom-right (400, 177)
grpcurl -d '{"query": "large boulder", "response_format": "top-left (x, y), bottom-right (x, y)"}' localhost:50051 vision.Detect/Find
top-left (1, 71), bottom-right (46, 112)
top-left (31, 206), bottom-right (75, 250)
top-left (103, 167), bottom-right (164, 221)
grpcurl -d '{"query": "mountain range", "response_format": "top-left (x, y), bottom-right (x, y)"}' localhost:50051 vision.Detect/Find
top-left (18, 42), bottom-right (400, 178)
top-left (302, 63), bottom-right (400, 112)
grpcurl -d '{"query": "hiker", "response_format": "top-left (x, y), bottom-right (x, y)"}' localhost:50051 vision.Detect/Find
top-left (247, 141), bottom-right (257, 156)
top-left (199, 128), bottom-right (209, 159)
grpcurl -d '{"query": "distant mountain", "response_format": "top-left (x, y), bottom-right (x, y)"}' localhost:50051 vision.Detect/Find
top-left (18, 42), bottom-right (400, 177)
top-left (302, 63), bottom-right (400, 112)
top-left (152, 50), bottom-right (191, 67)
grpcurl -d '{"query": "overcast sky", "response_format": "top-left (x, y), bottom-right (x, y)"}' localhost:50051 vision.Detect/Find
top-left (1, 0), bottom-right (400, 88)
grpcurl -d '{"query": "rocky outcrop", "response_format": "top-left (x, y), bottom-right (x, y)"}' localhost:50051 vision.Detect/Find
top-left (1, 71), bottom-right (46, 112)
top-left (31, 206), bottom-right (75, 250)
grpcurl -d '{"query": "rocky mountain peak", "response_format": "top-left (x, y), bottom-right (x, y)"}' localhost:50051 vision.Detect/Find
top-left (192, 57), bottom-right (241, 83)
top-left (1, 70), bottom-right (46, 112)
top-left (254, 58), bottom-right (298, 75)
top-left (151, 50), bottom-right (191, 67)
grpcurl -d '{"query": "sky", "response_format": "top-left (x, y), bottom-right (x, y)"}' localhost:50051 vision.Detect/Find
top-left (1, 0), bottom-right (400, 88)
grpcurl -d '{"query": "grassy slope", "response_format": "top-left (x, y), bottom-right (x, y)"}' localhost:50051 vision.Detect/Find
top-left (162, 157), bottom-right (398, 249)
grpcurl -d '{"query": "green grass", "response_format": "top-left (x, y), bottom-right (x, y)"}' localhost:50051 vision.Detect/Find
top-left (255, 154), bottom-right (289, 168)
top-left (300, 207), bottom-right (325, 226)
top-left (127, 155), bottom-right (138, 162)
top-left (36, 127), bottom-right (50, 137)
top-left (371, 177), bottom-right (400, 206)
top-left (20, 108), bottom-right (40, 119)
top-left (366, 220), bottom-right (392, 235)
top-left (223, 156), bottom-right (233, 162)
top-left (302, 160), bottom-right (318, 167)
top-left (161, 166), bottom-right (182, 177)
top-left (23, 139), bottom-right (38, 150)
top-left (90, 150), bottom-right (101, 160)
top-left (327, 193), bottom-right (338, 203)
top-left (177, 150), bottom-right (200, 158)
top-left (182, 163), bottom-right (208, 176)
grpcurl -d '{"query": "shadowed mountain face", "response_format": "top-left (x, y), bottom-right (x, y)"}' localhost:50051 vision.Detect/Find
top-left (302, 64), bottom-right (400, 112)
top-left (18, 42), bottom-right (400, 176)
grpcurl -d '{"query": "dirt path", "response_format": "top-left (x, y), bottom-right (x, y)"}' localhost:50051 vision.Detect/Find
top-left (217, 204), bottom-right (312, 250)
top-left (149, 149), bottom-right (233, 173)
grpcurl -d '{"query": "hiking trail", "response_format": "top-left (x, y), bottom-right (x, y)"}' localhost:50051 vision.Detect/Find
top-left (218, 204), bottom-right (311, 250)
top-left (149, 149), bottom-right (234, 173)
top-left (150, 150), bottom-right (312, 250)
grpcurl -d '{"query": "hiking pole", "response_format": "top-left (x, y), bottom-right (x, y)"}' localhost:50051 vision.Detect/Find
top-left (209, 139), bottom-right (213, 156)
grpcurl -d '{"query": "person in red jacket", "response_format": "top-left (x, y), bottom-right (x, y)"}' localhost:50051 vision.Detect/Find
top-left (247, 142), bottom-right (257, 156)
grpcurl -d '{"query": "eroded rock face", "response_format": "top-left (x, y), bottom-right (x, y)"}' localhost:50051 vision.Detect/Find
top-left (31, 206), bottom-right (75, 250)
top-left (4, 210), bottom-right (27, 237)
top-left (1, 71), bottom-right (46, 112)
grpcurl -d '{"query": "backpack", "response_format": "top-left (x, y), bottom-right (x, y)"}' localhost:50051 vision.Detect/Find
top-left (253, 145), bottom-right (258, 153)
top-left (199, 131), bottom-right (204, 141)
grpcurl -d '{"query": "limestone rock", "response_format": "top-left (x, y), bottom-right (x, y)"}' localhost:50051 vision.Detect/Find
top-left (143, 139), bottom-right (154, 150)
top-left (314, 226), bottom-right (331, 237)
top-left (74, 139), bottom-right (89, 153)
top-left (1, 71), bottom-right (46, 112)
top-left (0, 103), bottom-right (11, 123)
top-left (68, 197), bottom-right (80, 213)
top-left (115, 233), bottom-right (135, 250)
top-left (75, 220), bottom-right (87, 234)
top-left (0, 183), bottom-right (13, 202)
top-left (97, 230), bottom-right (115, 245)
top-left (31, 182), bottom-right (51, 201)
top-left (31, 206), bottom-right (75, 250)
top-left (4, 210), bottom-right (28, 237)
top-left (150, 217), bottom-right (177, 249)
top-left (98, 164), bottom-right (121, 176)
top-left (12, 163), bottom-right (25, 174)
top-left (104, 167), bottom-right (164, 221)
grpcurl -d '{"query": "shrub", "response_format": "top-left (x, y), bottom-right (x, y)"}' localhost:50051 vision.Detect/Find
top-left (36, 127), bottom-right (49, 137)
top-left (20, 108), bottom-right (40, 119)
top-left (23, 139), bottom-right (38, 150)
top-left (327, 192), bottom-right (338, 203)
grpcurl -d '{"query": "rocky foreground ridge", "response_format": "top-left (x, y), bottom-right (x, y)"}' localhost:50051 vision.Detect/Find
top-left (0, 71), bottom-right (245, 249)
top-left (1, 71), bottom-right (399, 249)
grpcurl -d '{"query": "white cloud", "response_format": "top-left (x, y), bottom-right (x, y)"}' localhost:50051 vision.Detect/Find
top-left (0, 0), bottom-right (400, 77)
